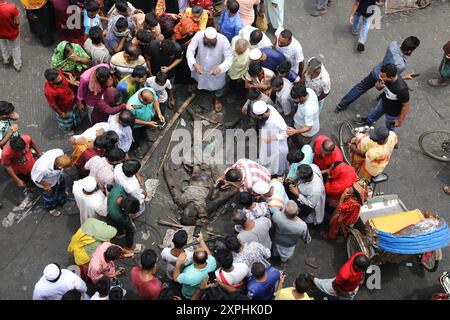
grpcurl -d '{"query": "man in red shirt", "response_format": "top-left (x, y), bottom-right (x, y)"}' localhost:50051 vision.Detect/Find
top-left (131, 249), bottom-right (163, 300)
top-left (0, 0), bottom-right (21, 71)
top-left (44, 68), bottom-right (80, 135)
top-left (312, 135), bottom-right (343, 171)
top-left (1, 134), bottom-right (42, 189)
top-left (309, 252), bottom-right (370, 299)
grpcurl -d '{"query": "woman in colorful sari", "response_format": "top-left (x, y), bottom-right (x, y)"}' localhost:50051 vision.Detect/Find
top-left (51, 41), bottom-right (91, 80)
top-left (155, 0), bottom-right (181, 19)
top-left (67, 218), bottom-right (118, 281)
top-left (322, 180), bottom-right (367, 240)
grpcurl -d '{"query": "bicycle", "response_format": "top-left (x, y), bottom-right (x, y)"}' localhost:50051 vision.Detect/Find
top-left (338, 120), bottom-right (388, 196)
top-left (418, 130), bottom-right (450, 162)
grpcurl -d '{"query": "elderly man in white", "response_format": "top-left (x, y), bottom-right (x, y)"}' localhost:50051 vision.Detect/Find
top-left (33, 263), bottom-right (89, 300)
top-left (252, 100), bottom-right (289, 177)
top-left (187, 27), bottom-right (233, 113)
top-left (72, 176), bottom-right (107, 225)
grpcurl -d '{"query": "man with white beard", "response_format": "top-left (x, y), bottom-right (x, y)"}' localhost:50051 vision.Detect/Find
top-left (252, 100), bottom-right (289, 177)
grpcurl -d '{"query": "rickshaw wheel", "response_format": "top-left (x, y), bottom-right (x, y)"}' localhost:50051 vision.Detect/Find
top-left (420, 250), bottom-right (440, 272)
top-left (346, 233), bottom-right (363, 259)
top-left (339, 120), bottom-right (354, 165)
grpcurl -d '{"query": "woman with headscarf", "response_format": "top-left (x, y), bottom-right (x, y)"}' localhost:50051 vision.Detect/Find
top-left (106, 15), bottom-right (133, 54)
top-left (51, 41), bottom-right (91, 80)
top-left (77, 64), bottom-right (114, 123)
top-left (156, 0), bottom-right (181, 19)
top-left (322, 180), bottom-right (368, 240)
top-left (20, 0), bottom-right (55, 46)
top-left (91, 87), bottom-right (128, 124)
top-left (67, 218), bottom-right (118, 281)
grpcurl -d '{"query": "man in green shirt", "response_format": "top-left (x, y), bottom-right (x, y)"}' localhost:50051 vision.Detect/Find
top-left (127, 87), bottom-right (165, 156)
top-left (107, 185), bottom-right (141, 251)
top-left (173, 232), bottom-right (217, 299)
top-left (116, 66), bottom-right (147, 101)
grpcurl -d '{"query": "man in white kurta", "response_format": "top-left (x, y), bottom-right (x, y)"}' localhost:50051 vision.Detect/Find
top-left (187, 27), bottom-right (233, 112)
top-left (33, 263), bottom-right (89, 300)
top-left (265, 0), bottom-right (284, 30)
top-left (72, 176), bottom-right (106, 225)
top-left (252, 100), bottom-right (289, 176)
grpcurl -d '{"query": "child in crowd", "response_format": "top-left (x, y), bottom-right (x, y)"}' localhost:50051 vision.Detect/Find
top-left (83, 26), bottom-right (111, 66)
top-left (83, 1), bottom-right (108, 37)
top-left (145, 71), bottom-right (175, 114)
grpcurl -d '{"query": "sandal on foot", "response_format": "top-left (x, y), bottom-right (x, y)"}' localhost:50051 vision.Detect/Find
top-left (49, 209), bottom-right (62, 217)
top-left (428, 79), bottom-right (448, 87)
top-left (444, 186), bottom-right (450, 195)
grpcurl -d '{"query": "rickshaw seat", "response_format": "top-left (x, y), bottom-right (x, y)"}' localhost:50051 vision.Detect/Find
top-left (370, 209), bottom-right (424, 233)
top-left (371, 173), bottom-right (389, 184)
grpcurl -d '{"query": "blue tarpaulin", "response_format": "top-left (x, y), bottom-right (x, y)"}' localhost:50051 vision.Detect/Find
top-left (376, 222), bottom-right (450, 254)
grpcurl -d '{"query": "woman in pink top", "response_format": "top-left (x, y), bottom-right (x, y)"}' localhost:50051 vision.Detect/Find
top-left (77, 64), bottom-right (114, 123)
top-left (87, 242), bottom-right (131, 284)
top-left (131, 249), bottom-right (163, 300)
top-left (230, 0), bottom-right (263, 27)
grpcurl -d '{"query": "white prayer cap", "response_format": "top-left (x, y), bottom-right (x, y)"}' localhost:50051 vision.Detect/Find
top-left (249, 48), bottom-right (263, 60)
top-left (252, 100), bottom-right (268, 115)
top-left (204, 27), bottom-right (218, 39)
top-left (43, 263), bottom-right (61, 281)
top-left (252, 180), bottom-right (270, 195)
top-left (81, 176), bottom-right (97, 193)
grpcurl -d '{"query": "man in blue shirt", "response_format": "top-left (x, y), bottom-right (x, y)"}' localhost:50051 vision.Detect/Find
top-left (247, 262), bottom-right (281, 300)
top-left (335, 36), bottom-right (420, 112)
top-left (250, 48), bottom-right (299, 82)
top-left (217, 0), bottom-right (243, 43)
top-left (285, 145), bottom-right (314, 182)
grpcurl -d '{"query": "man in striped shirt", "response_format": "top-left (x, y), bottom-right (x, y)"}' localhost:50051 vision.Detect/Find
top-left (216, 159), bottom-right (271, 195)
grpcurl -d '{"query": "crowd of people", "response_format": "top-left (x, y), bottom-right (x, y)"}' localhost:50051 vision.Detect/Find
top-left (0, 0), bottom-right (449, 301)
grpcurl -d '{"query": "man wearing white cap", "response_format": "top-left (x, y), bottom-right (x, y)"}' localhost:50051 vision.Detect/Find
top-left (272, 200), bottom-right (311, 264)
top-left (252, 100), bottom-right (289, 176)
top-left (72, 176), bottom-right (106, 225)
top-left (252, 179), bottom-right (289, 216)
top-left (33, 263), bottom-right (89, 300)
top-left (249, 47), bottom-right (297, 81)
top-left (186, 27), bottom-right (233, 112)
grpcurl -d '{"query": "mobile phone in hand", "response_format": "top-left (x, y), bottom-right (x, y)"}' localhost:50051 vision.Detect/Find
top-left (208, 272), bottom-right (216, 284)
top-left (411, 73), bottom-right (420, 78)
top-left (193, 224), bottom-right (202, 238)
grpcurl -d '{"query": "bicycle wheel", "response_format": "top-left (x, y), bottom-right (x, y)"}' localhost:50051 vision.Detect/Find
top-left (339, 120), bottom-right (354, 165)
top-left (418, 131), bottom-right (450, 162)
